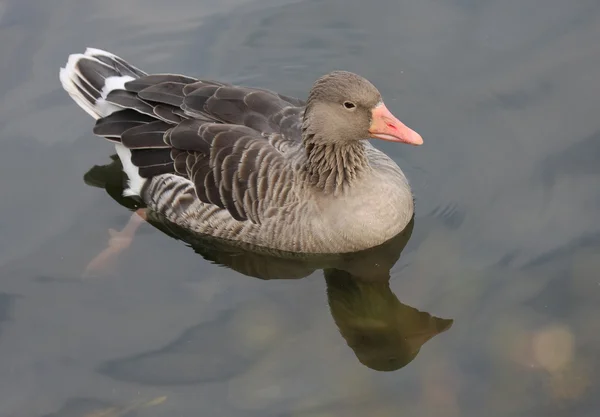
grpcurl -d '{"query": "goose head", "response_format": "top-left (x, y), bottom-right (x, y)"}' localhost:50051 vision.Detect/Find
top-left (303, 70), bottom-right (423, 146)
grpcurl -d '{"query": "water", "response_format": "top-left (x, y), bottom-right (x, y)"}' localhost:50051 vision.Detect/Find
top-left (1, 0), bottom-right (599, 415)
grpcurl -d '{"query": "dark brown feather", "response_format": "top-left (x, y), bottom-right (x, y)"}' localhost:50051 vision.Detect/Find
top-left (121, 120), bottom-right (171, 149)
top-left (74, 77), bottom-right (101, 101)
top-left (182, 80), bottom-right (229, 95)
top-left (125, 74), bottom-right (196, 93)
top-left (182, 85), bottom-right (220, 118)
top-left (93, 109), bottom-right (155, 138)
top-left (138, 82), bottom-right (186, 107)
top-left (93, 55), bottom-right (147, 78)
top-left (153, 104), bottom-right (183, 124)
top-left (173, 152), bottom-right (188, 176)
top-left (203, 170), bottom-right (223, 209)
top-left (165, 119), bottom-right (208, 152)
top-left (189, 157), bottom-right (212, 202)
top-left (130, 148), bottom-right (173, 166)
top-left (77, 59), bottom-right (118, 95)
top-left (106, 90), bottom-right (155, 116)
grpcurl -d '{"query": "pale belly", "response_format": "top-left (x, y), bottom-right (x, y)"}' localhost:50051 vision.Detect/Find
top-left (315, 174), bottom-right (414, 252)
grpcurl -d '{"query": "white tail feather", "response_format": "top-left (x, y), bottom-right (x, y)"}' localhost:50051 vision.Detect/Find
top-left (59, 51), bottom-right (135, 119)
top-left (115, 143), bottom-right (145, 196)
top-left (60, 48), bottom-right (147, 196)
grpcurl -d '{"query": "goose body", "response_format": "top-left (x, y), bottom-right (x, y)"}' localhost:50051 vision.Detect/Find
top-left (60, 48), bottom-right (422, 253)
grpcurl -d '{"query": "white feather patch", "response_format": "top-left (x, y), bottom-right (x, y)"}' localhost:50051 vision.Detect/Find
top-left (102, 75), bottom-right (135, 99)
top-left (59, 54), bottom-right (102, 119)
top-left (59, 50), bottom-right (135, 119)
top-left (115, 143), bottom-right (146, 197)
top-left (94, 75), bottom-right (135, 116)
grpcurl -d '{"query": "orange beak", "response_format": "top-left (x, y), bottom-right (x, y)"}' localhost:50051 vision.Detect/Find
top-left (369, 103), bottom-right (423, 145)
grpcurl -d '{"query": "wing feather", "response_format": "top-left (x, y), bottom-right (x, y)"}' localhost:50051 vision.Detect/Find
top-left (91, 69), bottom-right (306, 223)
top-left (138, 82), bottom-right (186, 107)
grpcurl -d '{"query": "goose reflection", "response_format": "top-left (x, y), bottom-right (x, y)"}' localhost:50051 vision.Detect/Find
top-left (85, 156), bottom-right (453, 379)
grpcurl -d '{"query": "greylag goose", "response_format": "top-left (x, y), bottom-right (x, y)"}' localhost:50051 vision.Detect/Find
top-left (60, 48), bottom-right (423, 253)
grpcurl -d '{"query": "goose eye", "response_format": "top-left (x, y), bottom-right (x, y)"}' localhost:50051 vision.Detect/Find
top-left (343, 101), bottom-right (356, 110)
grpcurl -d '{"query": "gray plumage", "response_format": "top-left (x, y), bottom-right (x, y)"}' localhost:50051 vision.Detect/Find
top-left (60, 48), bottom-right (418, 253)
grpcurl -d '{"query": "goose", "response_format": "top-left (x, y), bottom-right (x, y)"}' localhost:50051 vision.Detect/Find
top-left (60, 48), bottom-right (423, 253)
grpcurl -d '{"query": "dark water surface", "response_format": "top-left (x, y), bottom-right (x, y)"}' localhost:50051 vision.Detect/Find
top-left (1, 0), bottom-right (600, 416)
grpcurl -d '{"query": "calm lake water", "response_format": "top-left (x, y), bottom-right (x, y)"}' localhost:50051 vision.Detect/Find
top-left (1, 0), bottom-right (600, 416)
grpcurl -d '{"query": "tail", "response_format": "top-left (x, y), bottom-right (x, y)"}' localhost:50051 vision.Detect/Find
top-left (60, 48), bottom-right (148, 196)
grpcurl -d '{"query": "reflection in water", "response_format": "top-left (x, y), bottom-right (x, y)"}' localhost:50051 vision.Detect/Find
top-left (84, 155), bottom-right (453, 381)
top-left (326, 271), bottom-right (452, 372)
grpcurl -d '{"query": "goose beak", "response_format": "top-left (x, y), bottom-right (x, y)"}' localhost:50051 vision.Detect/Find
top-left (369, 103), bottom-right (423, 145)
